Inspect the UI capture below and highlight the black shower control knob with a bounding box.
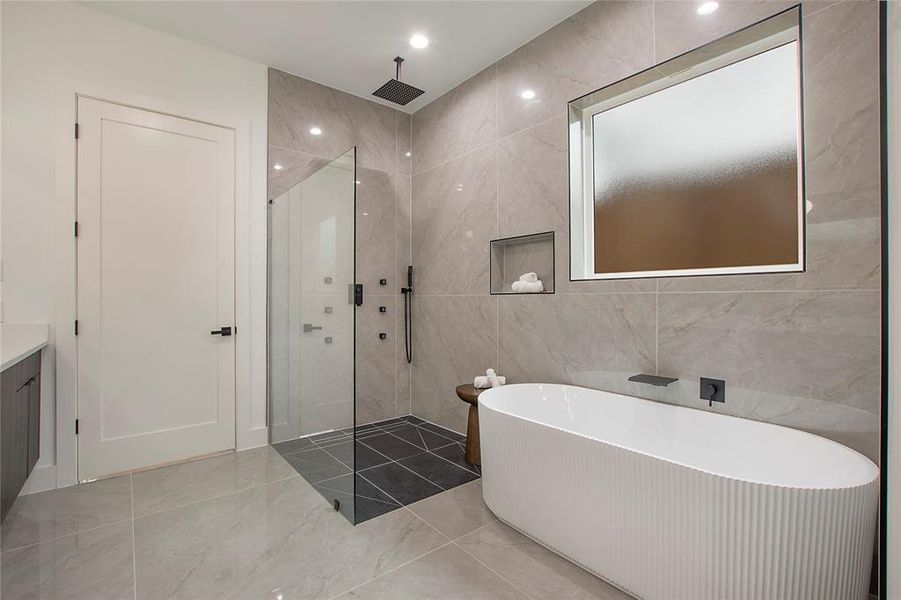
[379,279,387,286]
[379,306,387,313]
[379,333,387,340]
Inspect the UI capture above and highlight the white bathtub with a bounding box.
[479,383,879,600]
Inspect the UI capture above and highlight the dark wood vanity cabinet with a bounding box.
[1,351,42,521]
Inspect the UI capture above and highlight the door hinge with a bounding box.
[74,221,79,237]
[74,123,79,139]
[75,419,79,435]
[74,320,79,335]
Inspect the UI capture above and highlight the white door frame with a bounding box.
[54,82,264,488]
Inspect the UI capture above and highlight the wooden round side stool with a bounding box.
[455,384,483,466]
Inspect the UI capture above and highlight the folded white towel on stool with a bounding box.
[519,272,538,282]
[511,279,544,293]
[474,375,505,389]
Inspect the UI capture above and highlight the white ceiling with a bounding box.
[82,1,592,113]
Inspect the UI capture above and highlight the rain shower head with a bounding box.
[372,57,425,106]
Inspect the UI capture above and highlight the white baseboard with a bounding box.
[20,464,58,495]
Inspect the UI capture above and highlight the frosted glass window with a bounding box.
[569,7,804,280]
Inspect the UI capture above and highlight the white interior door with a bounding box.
[76,97,235,480]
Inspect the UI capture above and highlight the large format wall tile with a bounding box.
[659,0,880,293]
[412,145,497,296]
[498,293,656,393]
[657,290,880,417]
[496,1,653,138]
[397,113,412,176]
[412,66,496,175]
[653,0,797,63]
[412,296,498,433]
[356,298,397,425]
[496,116,655,295]
[269,68,398,173]
[802,0,880,223]
[356,167,398,293]
[267,145,330,201]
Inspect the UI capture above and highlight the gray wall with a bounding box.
[409,0,881,461]
[268,69,413,428]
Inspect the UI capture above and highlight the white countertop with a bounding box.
[1,324,49,371]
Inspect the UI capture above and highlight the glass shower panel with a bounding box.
[268,148,356,523]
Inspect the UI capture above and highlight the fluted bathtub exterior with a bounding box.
[479,384,879,600]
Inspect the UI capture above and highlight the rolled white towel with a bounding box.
[474,375,505,389]
[519,272,538,283]
[511,279,544,293]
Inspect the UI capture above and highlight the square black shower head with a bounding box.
[372,78,425,106]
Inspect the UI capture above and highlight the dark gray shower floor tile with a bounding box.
[322,440,393,470]
[359,462,443,505]
[387,423,458,452]
[283,447,351,483]
[418,422,466,443]
[314,473,401,523]
[398,452,479,489]
[272,437,315,455]
[359,433,426,461]
[431,442,480,475]
[308,430,351,445]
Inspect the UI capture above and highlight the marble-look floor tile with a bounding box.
[496,1,653,138]
[408,480,495,540]
[131,446,298,518]
[411,145,497,295]
[359,463,443,505]
[1,522,135,600]
[457,521,633,599]
[412,66,496,175]
[411,296,498,434]
[134,476,447,599]
[338,543,525,599]
[498,293,656,394]
[314,474,401,523]
[398,453,480,490]
[1,475,132,551]
[284,447,352,482]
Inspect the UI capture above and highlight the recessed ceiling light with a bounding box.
[697,1,719,15]
[405,151,411,157]
[309,126,322,136]
[410,34,429,49]
[273,163,283,171]
[521,90,536,100]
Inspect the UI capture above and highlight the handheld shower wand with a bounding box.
[401,266,413,364]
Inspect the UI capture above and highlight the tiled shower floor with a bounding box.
[272,415,481,523]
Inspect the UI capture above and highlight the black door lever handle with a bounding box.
[211,326,232,336]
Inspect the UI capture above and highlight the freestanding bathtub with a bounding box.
[479,383,879,600]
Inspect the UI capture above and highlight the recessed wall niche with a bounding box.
[490,231,555,295]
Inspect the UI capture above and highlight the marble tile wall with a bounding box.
[268,69,413,433]
[410,0,882,461]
